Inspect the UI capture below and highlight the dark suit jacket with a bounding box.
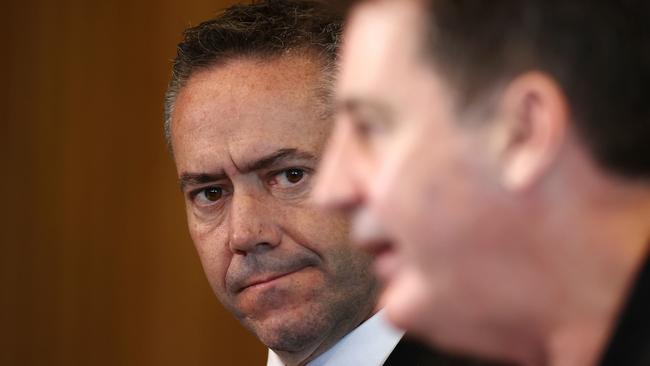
[598,253,650,366]
[384,251,650,366]
[384,337,509,366]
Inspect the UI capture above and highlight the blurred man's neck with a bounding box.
[537,156,650,366]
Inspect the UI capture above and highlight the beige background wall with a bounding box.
[1,0,267,364]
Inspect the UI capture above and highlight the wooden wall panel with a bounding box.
[1,0,266,365]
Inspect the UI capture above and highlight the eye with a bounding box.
[284,168,304,184]
[352,118,373,138]
[270,168,307,188]
[203,186,223,201]
[194,186,223,204]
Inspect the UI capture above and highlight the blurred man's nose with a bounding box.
[314,119,365,212]
[228,190,281,255]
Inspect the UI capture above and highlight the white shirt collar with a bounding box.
[266,310,404,366]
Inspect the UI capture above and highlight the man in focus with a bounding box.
[164,1,502,365]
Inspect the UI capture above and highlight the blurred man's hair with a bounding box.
[164,0,342,151]
[343,0,650,179]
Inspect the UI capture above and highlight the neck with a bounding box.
[533,165,650,366]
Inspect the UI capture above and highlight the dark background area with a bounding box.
[1,0,267,364]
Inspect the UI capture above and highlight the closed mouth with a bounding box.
[238,267,306,293]
[358,239,394,256]
[370,243,401,281]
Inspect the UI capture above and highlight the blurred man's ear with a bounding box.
[490,72,570,191]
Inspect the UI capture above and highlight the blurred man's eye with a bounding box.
[344,101,393,141]
[353,118,373,138]
[352,112,392,140]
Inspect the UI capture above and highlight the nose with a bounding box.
[314,118,366,212]
[228,190,281,255]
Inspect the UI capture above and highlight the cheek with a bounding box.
[187,216,231,297]
[370,129,433,241]
[369,126,479,271]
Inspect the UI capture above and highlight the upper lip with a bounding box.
[355,237,394,255]
[238,267,305,293]
[371,241,394,256]
[350,211,391,251]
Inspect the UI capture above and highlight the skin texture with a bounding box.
[171,54,379,366]
[315,1,650,365]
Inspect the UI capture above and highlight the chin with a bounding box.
[248,309,330,352]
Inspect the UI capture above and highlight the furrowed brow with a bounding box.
[178,149,317,191]
[241,148,318,173]
[341,97,390,117]
[179,172,227,191]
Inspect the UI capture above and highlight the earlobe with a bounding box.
[495,72,569,192]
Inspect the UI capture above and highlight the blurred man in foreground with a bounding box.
[164,1,503,365]
[316,1,650,365]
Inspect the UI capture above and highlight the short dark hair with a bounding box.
[420,1,650,179]
[335,0,649,179]
[164,0,343,150]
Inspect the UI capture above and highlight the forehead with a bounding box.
[339,0,427,96]
[171,55,331,173]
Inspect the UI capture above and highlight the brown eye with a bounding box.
[285,168,304,184]
[203,186,223,202]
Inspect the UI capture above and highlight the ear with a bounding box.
[490,72,570,191]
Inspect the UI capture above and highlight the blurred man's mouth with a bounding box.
[371,243,401,282]
[350,209,402,282]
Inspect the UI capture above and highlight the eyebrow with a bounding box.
[179,171,227,191]
[339,97,392,119]
[178,148,317,191]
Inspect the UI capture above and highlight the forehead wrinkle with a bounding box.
[175,54,331,184]
[227,143,241,173]
[188,59,322,132]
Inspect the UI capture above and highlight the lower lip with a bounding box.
[373,248,401,282]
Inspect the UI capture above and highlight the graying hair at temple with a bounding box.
[163,0,343,153]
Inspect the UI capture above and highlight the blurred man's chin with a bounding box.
[382,267,433,333]
[381,269,497,360]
